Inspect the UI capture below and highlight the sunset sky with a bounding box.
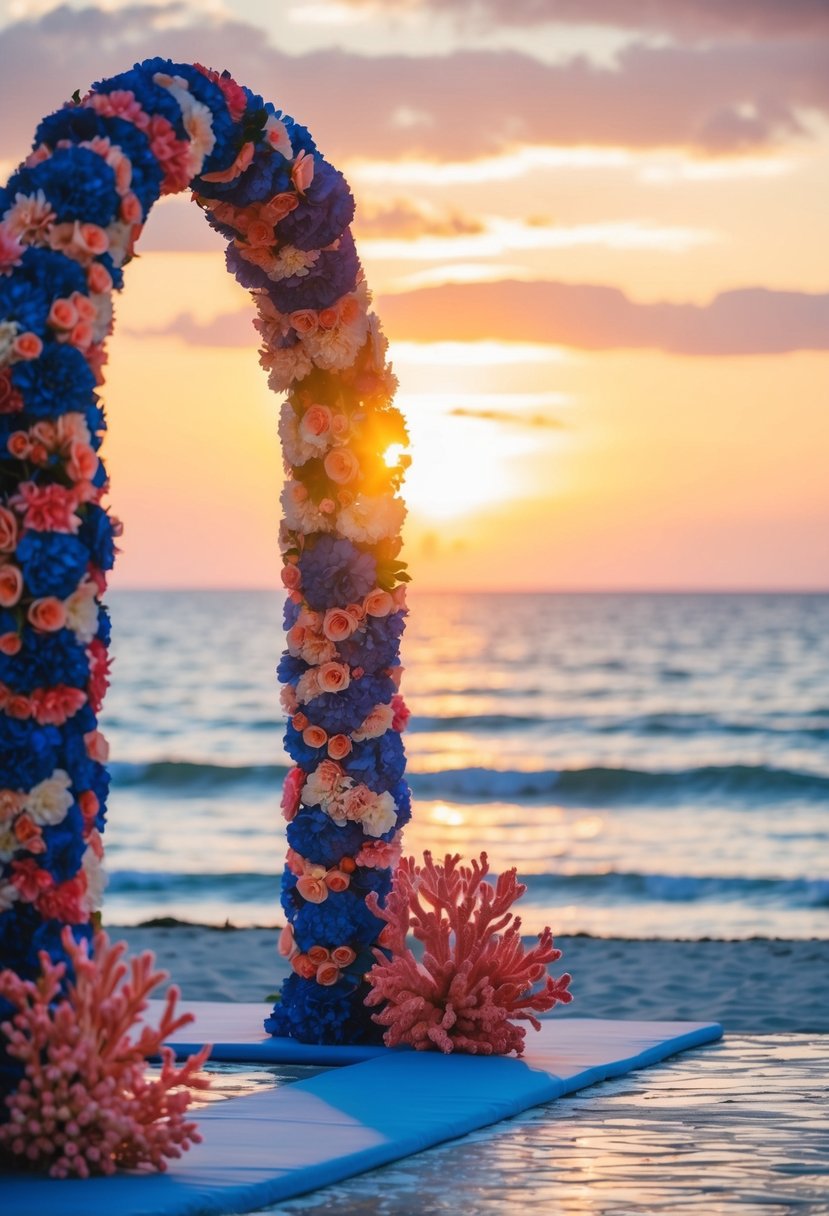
[1,0,827,590]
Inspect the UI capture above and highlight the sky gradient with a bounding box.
[1,0,827,589]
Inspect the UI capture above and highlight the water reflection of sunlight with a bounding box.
[429,803,466,827]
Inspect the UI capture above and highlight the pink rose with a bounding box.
[7,695,31,719]
[0,507,17,553]
[317,661,350,694]
[318,306,339,330]
[245,218,274,248]
[66,441,99,482]
[355,837,402,869]
[281,766,305,821]
[331,414,349,439]
[292,149,315,194]
[327,734,352,760]
[69,321,94,350]
[324,869,350,894]
[87,262,113,294]
[80,222,110,253]
[340,296,360,325]
[262,193,299,224]
[307,945,330,966]
[324,448,359,485]
[0,565,23,608]
[0,632,21,656]
[27,598,68,633]
[72,293,97,323]
[296,873,328,903]
[364,589,393,618]
[331,946,356,968]
[291,712,309,731]
[302,724,328,749]
[315,961,340,987]
[322,608,356,642]
[201,139,255,183]
[300,404,332,443]
[313,759,345,794]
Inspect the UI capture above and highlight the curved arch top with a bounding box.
[0,59,410,1050]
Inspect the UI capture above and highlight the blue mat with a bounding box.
[2,1015,722,1215]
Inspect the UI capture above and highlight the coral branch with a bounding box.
[366,851,572,1056]
[0,928,210,1177]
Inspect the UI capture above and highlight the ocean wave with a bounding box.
[104,867,829,909]
[109,758,829,804]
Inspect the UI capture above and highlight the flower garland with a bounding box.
[0,57,410,1064]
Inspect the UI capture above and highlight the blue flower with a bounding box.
[91,68,186,139]
[11,342,96,418]
[283,722,324,767]
[265,973,380,1045]
[344,731,407,793]
[276,652,307,685]
[299,534,376,612]
[307,674,396,737]
[78,504,115,571]
[293,890,384,953]
[33,112,162,215]
[287,806,366,868]
[230,230,361,313]
[0,717,60,789]
[40,804,85,885]
[336,611,406,674]
[276,159,355,252]
[0,627,89,694]
[16,532,88,599]
[22,146,120,227]
[0,247,87,336]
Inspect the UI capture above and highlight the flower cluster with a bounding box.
[0,928,210,1177]
[1,56,410,1059]
[365,852,573,1056]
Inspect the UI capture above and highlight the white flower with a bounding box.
[263,115,293,159]
[360,792,398,838]
[303,311,368,371]
[262,344,313,393]
[278,401,321,466]
[24,769,73,827]
[153,72,216,176]
[82,840,107,913]
[267,246,320,282]
[65,579,99,644]
[0,880,18,911]
[280,480,331,536]
[338,493,407,545]
[0,320,19,368]
[352,703,395,742]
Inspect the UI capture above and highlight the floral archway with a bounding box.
[0,58,412,1049]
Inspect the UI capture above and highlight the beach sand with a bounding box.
[115,924,829,1034]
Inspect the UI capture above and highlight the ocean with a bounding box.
[100,590,829,939]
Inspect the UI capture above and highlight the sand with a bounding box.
[113,924,829,1034]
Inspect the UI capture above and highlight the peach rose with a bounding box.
[313,759,345,794]
[324,869,350,893]
[69,321,93,349]
[0,790,25,823]
[316,961,340,986]
[87,262,113,293]
[337,488,355,508]
[285,847,305,877]
[72,293,97,323]
[278,923,296,958]
[286,623,306,651]
[322,608,356,642]
[7,434,30,459]
[291,712,309,731]
[299,404,332,444]
[66,441,98,482]
[324,448,359,485]
[331,946,356,967]
[13,332,43,360]
[0,565,23,608]
[364,589,393,618]
[316,661,350,694]
[48,298,78,331]
[296,872,328,903]
[339,856,356,874]
[84,729,109,763]
[7,695,31,719]
[318,306,338,330]
[0,507,17,553]
[302,725,328,749]
[319,497,336,514]
[281,563,302,591]
[291,953,317,980]
[81,221,111,252]
[291,310,318,336]
[340,296,360,325]
[331,413,349,439]
[0,633,21,656]
[327,734,352,761]
[245,218,273,248]
[292,149,315,194]
[307,945,330,966]
[27,597,67,632]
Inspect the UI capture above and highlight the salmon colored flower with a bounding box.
[324,448,359,485]
[315,961,340,986]
[27,597,68,632]
[302,724,328,749]
[0,565,23,608]
[331,946,356,968]
[325,869,350,894]
[316,661,351,694]
[327,734,352,760]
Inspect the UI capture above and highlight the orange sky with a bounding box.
[1,0,827,589]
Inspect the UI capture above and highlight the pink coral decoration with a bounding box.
[0,928,210,1178]
[365,851,572,1056]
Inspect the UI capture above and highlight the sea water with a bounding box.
[100,591,829,939]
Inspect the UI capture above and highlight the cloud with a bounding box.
[130,281,829,355]
[354,200,484,238]
[0,4,827,166]
[377,281,829,355]
[447,406,565,428]
[334,0,829,39]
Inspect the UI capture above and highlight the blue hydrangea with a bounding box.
[287,806,366,868]
[16,532,88,599]
[344,731,407,793]
[336,611,406,674]
[293,890,384,953]
[0,717,61,789]
[33,112,162,215]
[0,627,89,694]
[283,722,324,767]
[91,67,187,139]
[11,342,96,418]
[78,504,115,571]
[276,158,355,252]
[299,534,376,612]
[276,651,307,685]
[265,973,380,1045]
[40,804,86,885]
[0,247,87,336]
[308,674,396,737]
[19,146,120,227]
[228,230,360,313]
